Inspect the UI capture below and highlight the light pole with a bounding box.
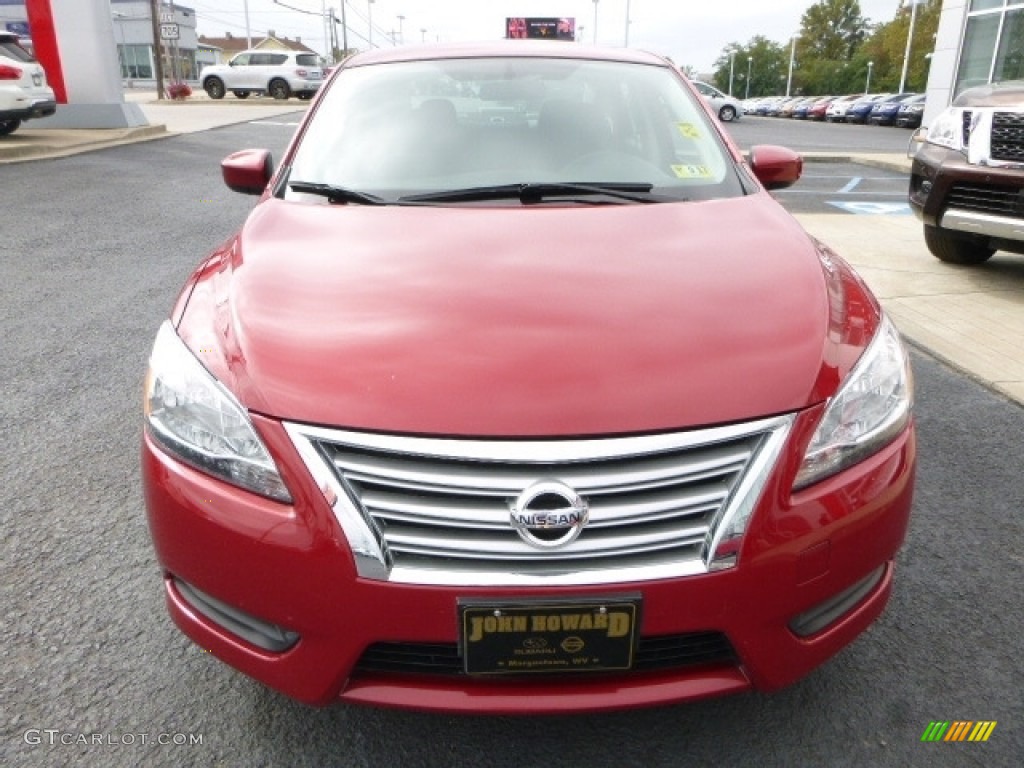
[745,56,752,99]
[898,0,921,93]
[592,0,599,44]
[420,28,426,43]
[865,60,874,94]
[729,52,735,96]
[624,0,631,47]
[785,35,797,97]
[368,0,375,48]
[243,0,251,49]
[397,14,405,45]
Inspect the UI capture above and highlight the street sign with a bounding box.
[159,11,174,23]
[160,23,180,41]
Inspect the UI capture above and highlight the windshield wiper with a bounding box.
[398,182,669,205]
[289,181,387,206]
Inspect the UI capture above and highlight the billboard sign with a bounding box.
[506,17,575,41]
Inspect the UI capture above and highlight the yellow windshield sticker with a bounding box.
[671,164,713,179]
[676,123,701,139]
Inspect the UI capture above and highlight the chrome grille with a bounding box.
[991,111,1024,163]
[285,418,792,586]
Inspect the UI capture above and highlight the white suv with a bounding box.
[0,33,56,136]
[200,50,323,101]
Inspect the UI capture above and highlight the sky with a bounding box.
[188,0,907,74]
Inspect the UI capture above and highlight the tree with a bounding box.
[708,0,940,97]
[792,0,870,93]
[798,0,868,60]
[859,0,941,92]
[711,37,786,98]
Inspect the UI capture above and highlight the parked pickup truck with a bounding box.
[909,80,1024,264]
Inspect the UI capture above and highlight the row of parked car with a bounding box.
[742,93,927,128]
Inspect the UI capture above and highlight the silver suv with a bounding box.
[692,80,742,123]
[200,50,323,101]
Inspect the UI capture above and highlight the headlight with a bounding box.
[794,315,913,490]
[144,321,292,502]
[925,106,967,152]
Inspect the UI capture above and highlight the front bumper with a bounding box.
[910,143,1024,248]
[142,412,916,713]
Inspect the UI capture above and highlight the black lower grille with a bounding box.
[354,631,737,677]
[946,183,1024,218]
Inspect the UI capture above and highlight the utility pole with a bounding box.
[169,1,178,82]
[341,2,348,59]
[148,0,166,98]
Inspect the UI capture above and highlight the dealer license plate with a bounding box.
[459,597,639,675]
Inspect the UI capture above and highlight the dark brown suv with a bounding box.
[909,80,1024,264]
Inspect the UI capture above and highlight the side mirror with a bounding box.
[221,149,274,195]
[748,144,803,190]
[907,127,928,159]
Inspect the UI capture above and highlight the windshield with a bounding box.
[286,56,744,204]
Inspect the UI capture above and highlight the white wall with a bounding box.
[923,0,968,126]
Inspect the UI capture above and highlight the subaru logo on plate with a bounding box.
[509,480,589,550]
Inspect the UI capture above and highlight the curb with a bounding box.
[0,124,170,164]
[802,153,911,174]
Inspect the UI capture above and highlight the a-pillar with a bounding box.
[26,0,148,128]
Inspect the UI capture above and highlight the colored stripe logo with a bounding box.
[921,721,997,742]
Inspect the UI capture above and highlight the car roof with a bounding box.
[342,41,672,69]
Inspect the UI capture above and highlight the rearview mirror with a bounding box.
[748,144,803,190]
[221,149,274,195]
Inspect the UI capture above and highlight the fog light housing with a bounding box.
[174,578,300,652]
[788,566,885,637]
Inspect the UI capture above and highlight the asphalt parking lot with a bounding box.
[1,102,1022,767]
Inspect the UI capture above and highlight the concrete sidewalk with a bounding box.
[0,88,307,163]
[796,214,1024,405]
[2,93,1021,406]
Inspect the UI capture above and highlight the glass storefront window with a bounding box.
[118,44,153,79]
[969,0,1004,11]
[992,8,1024,81]
[955,14,1001,93]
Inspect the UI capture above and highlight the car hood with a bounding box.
[177,195,876,437]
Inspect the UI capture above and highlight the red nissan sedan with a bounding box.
[142,42,916,713]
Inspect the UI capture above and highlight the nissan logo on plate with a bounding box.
[509,480,589,550]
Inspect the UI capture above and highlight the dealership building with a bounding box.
[924,0,1024,122]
